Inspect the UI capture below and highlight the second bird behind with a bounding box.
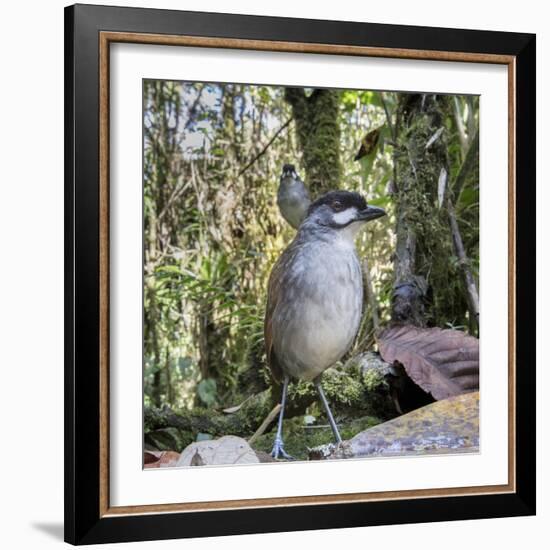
[277,164,311,230]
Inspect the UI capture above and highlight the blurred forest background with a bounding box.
[143,80,480,461]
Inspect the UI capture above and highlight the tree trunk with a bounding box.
[391,94,466,327]
[284,88,342,194]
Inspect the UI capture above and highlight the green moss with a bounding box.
[145,359,397,455]
[145,427,194,452]
[251,415,382,460]
[317,369,364,407]
[394,95,469,327]
[144,389,275,451]
[284,363,392,420]
[362,368,388,392]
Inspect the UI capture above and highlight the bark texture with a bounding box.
[391,94,467,327]
[284,88,342,194]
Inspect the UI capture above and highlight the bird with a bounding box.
[277,164,311,229]
[265,190,386,459]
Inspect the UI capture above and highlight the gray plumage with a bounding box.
[265,190,386,458]
[277,164,311,229]
[267,222,363,382]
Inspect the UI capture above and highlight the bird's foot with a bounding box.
[271,436,293,460]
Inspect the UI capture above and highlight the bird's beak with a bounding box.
[357,205,386,222]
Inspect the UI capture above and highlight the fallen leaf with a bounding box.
[222,395,253,414]
[143,450,180,469]
[354,127,381,161]
[377,325,478,400]
[157,451,180,467]
[176,436,261,467]
[144,451,162,465]
[319,391,479,459]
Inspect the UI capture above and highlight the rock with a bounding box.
[347,351,396,379]
[321,391,479,459]
[176,435,269,467]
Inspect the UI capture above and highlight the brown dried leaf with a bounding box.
[144,450,162,465]
[143,450,180,469]
[354,127,381,160]
[157,451,180,467]
[377,325,479,400]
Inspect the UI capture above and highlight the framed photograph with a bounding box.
[64,3,536,545]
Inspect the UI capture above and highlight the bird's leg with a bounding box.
[271,376,293,460]
[314,375,343,445]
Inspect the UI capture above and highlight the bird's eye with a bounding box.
[332,201,344,211]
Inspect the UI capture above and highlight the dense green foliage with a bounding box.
[143,81,479,434]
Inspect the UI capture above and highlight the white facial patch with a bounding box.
[332,206,357,226]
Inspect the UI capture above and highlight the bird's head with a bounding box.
[304,190,386,238]
[281,164,298,180]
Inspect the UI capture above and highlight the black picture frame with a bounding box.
[65,3,536,545]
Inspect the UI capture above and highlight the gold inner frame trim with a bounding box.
[98,31,517,518]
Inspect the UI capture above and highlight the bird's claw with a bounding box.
[271,436,294,460]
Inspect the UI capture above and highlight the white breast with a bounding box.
[277,182,310,229]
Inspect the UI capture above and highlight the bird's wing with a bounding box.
[264,247,296,383]
[264,258,283,383]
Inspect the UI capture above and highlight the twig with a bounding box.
[381,92,396,142]
[363,258,380,331]
[447,197,479,328]
[466,96,477,139]
[390,387,404,415]
[248,404,281,446]
[453,96,468,155]
[437,167,448,209]
[448,126,480,331]
[184,85,205,131]
[453,129,479,201]
[407,150,418,185]
[237,117,293,177]
[425,127,445,150]
[356,326,377,353]
[157,178,191,223]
